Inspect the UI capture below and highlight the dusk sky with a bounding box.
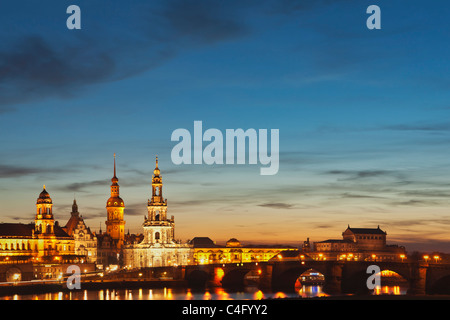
[1,0,450,252]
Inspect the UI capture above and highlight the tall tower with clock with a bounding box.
[105,154,125,249]
[123,156,192,269]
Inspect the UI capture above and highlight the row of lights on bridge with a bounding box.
[281,253,442,263]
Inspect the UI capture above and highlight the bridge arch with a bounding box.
[186,269,210,289]
[295,269,325,286]
[6,267,22,282]
[343,265,410,294]
[272,265,323,292]
[221,267,254,289]
[428,274,450,294]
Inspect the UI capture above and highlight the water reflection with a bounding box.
[254,290,264,300]
[0,285,408,300]
[298,285,328,298]
[372,285,407,295]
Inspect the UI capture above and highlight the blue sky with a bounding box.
[0,0,450,252]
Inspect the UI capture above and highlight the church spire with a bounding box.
[113,153,117,178]
[153,155,160,177]
[111,153,119,191]
[112,153,118,184]
[107,153,123,204]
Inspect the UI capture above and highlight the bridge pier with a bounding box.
[408,263,427,295]
[258,264,272,290]
[323,262,343,295]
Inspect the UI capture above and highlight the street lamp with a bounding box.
[423,255,429,263]
[434,255,440,263]
[400,254,405,262]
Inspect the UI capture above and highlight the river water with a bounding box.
[0,285,408,300]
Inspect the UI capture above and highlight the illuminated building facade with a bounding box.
[64,199,98,264]
[190,237,297,264]
[0,186,75,262]
[123,158,192,268]
[312,225,406,261]
[73,219,98,264]
[0,186,96,280]
[96,154,127,267]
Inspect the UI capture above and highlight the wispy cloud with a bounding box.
[399,190,450,198]
[124,203,147,217]
[325,169,402,181]
[340,193,386,199]
[258,202,296,209]
[0,164,75,178]
[383,122,450,132]
[389,199,440,207]
[59,180,108,193]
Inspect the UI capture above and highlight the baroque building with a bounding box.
[0,186,76,261]
[189,237,297,264]
[63,199,98,264]
[312,225,406,261]
[0,186,96,281]
[123,157,192,268]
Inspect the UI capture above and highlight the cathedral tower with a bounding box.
[123,156,192,269]
[35,185,55,234]
[105,154,125,248]
[144,156,175,244]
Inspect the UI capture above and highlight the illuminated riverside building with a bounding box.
[189,237,297,264]
[123,158,192,268]
[311,225,406,261]
[0,186,75,261]
[0,186,95,281]
[63,199,98,264]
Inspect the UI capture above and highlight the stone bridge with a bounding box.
[181,260,450,295]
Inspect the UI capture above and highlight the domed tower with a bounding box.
[35,185,55,234]
[105,154,125,248]
[144,156,174,244]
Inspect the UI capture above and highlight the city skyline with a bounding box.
[3,153,449,254]
[1,0,450,253]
